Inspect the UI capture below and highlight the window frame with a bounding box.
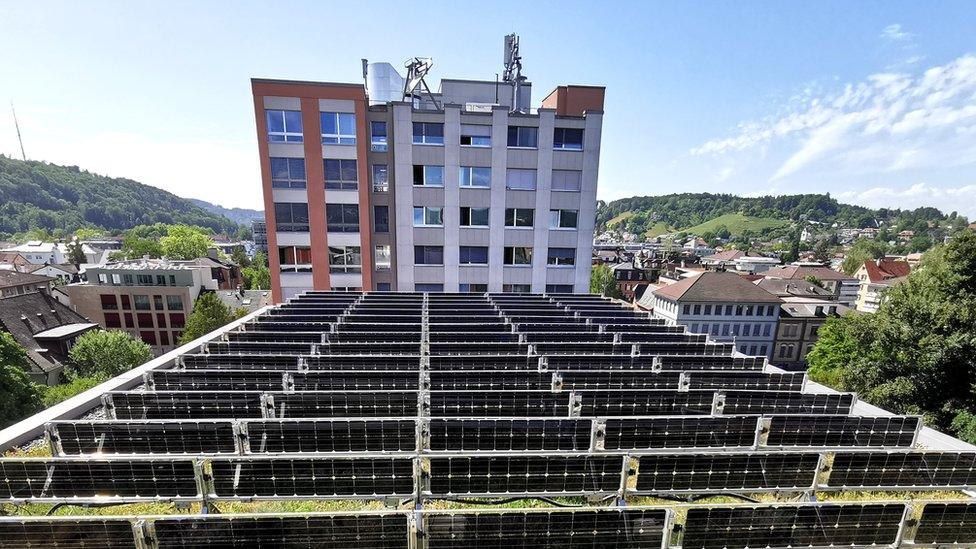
[459,166,491,188]
[278,246,313,273]
[459,246,489,265]
[324,159,359,190]
[328,245,362,273]
[414,245,444,265]
[412,122,445,145]
[548,209,579,230]
[553,127,584,150]
[505,208,535,228]
[459,206,490,228]
[413,206,444,227]
[372,164,389,192]
[266,110,303,143]
[413,165,445,187]
[370,121,388,151]
[274,202,310,232]
[460,125,491,147]
[325,203,360,233]
[270,157,307,189]
[503,246,533,266]
[321,111,356,145]
[374,245,392,270]
[546,247,576,267]
[507,126,538,148]
[505,168,537,190]
[373,205,390,233]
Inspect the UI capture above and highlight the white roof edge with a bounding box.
[0,305,275,451]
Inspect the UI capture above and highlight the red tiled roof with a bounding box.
[861,259,911,283]
[652,271,782,303]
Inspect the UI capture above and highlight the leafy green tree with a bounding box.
[807,231,976,443]
[43,377,103,407]
[118,232,163,259]
[160,225,215,260]
[589,264,623,299]
[230,246,251,268]
[73,228,102,241]
[0,332,44,428]
[178,292,246,344]
[841,238,888,275]
[66,237,87,265]
[68,330,153,379]
[813,239,830,263]
[804,275,824,288]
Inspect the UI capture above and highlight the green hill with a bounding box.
[0,156,242,238]
[596,192,967,241]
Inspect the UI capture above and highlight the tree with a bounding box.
[0,332,44,428]
[807,231,976,443]
[178,292,245,344]
[160,225,215,260]
[841,238,888,275]
[804,275,824,288]
[231,246,251,268]
[589,264,623,299]
[118,232,163,259]
[73,228,102,241]
[242,251,270,290]
[68,330,153,379]
[813,239,830,263]
[66,236,87,265]
[43,377,102,407]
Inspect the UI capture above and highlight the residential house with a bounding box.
[640,271,782,359]
[772,302,847,371]
[26,263,79,284]
[0,252,31,272]
[700,249,744,269]
[732,256,781,274]
[610,262,649,301]
[854,258,911,313]
[682,237,715,257]
[0,241,100,265]
[0,270,53,298]
[0,287,97,384]
[762,265,859,307]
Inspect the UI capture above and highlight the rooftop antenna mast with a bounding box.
[503,34,527,112]
[10,102,26,161]
[403,57,440,109]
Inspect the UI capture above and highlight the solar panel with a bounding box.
[424,509,667,549]
[765,415,920,448]
[210,457,414,498]
[429,392,567,417]
[579,390,716,416]
[0,459,198,502]
[106,392,263,420]
[681,503,906,548]
[721,391,855,415]
[266,391,419,418]
[48,420,236,455]
[914,502,976,544]
[603,416,760,450]
[826,451,976,489]
[428,419,592,452]
[426,455,625,495]
[152,514,409,549]
[0,518,136,548]
[243,419,416,453]
[634,453,819,493]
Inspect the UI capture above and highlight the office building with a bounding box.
[252,39,604,301]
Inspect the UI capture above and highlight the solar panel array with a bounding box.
[2,291,974,547]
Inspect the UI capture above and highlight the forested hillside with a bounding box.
[597,193,967,239]
[0,156,242,238]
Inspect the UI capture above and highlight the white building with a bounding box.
[732,256,781,274]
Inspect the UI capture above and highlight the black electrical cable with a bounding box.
[427,496,612,508]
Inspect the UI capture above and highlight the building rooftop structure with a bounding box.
[756,277,836,300]
[0,290,973,545]
[764,264,854,281]
[654,270,782,303]
[860,258,912,284]
[0,269,53,290]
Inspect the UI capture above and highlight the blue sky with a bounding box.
[2,1,975,216]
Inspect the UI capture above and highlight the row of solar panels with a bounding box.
[9,503,972,548]
[101,390,856,419]
[45,415,921,456]
[2,451,974,503]
[142,369,806,392]
[202,341,733,357]
[177,353,768,371]
[227,330,703,344]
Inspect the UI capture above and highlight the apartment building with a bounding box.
[854,258,911,313]
[252,53,604,302]
[62,259,226,355]
[763,265,859,307]
[642,271,782,359]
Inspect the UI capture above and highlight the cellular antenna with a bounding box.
[502,34,527,112]
[10,102,26,161]
[403,57,440,109]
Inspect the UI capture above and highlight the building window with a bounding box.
[321,112,356,144]
[159,331,170,347]
[166,295,184,310]
[412,122,444,145]
[546,284,574,294]
[270,157,306,189]
[170,313,185,328]
[137,312,153,327]
[373,206,389,233]
[759,345,767,356]
[459,206,488,227]
[416,283,444,292]
[460,283,488,292]
[120,295,131,309]
[156,313,167,328]
[682,304,690,315]
[136,274,153,285]
[763,324,772,337]
[413,165,444,187]
[134,295,151,311]
[104,313,121,328]
[413,207,443,227]
[153,295,164,310]
[553,128,584,150]
[503,284,531,293]
[743,324,751,336]
[504,246,532,266]
[326,203,360,233]
[704,305,712,315]
[375,245,391,270]
[460,125,491,146]
[100,294,118,310]
[711,324,720,336]
[111,274,121,285]
[376,283,391,291]
[140,331,157,346]
[459,246,489,265]
[722,324,730,336]
[551,170,582,192]
[266,110,303,142]
[693,305,701,315]
[505,208,534,228]
[547,247,576,266]
[749,345,757,356]
[505,168,537,190]
[372,164,389,192]
[549,209,578,229]
[274,202,310,232]
[328,246,361,273]
[460,166,491,188]
[169,275,176,285]
[414,246,444,265]
[155,275,166,286]
[278,246,313,272]
[507,126,538,148]
[725,305,734,315]
[97,273,107,284]
[370,121,387,151]
[324,159,358,190]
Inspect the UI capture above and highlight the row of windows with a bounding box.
[689,321,773,338]
[272,158,359,190]
[413,207,578,229]
[680,303,779,317]
[100,294,183,311]
[268,111,586,151]
[104,311,186,332]
[414,245,576,266]
[96,273,179,287]
[410,283,574,293]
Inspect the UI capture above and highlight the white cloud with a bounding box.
[837,182,976,217]
[691,54,976,184]
[880,23,912,42]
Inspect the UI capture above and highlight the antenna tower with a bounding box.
[503,34,527,112]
